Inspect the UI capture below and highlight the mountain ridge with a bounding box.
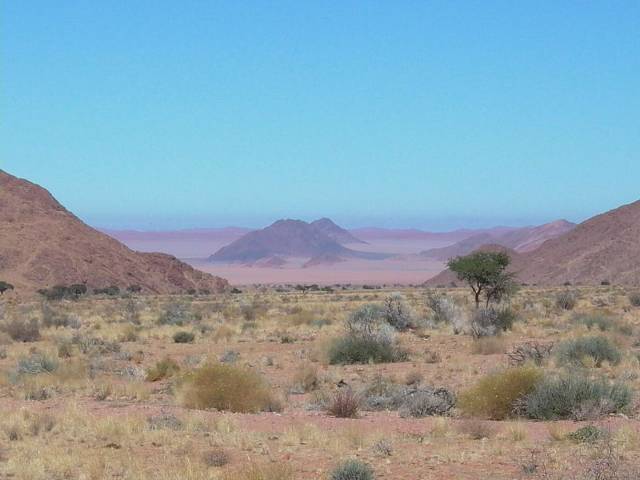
[0,170,229,295]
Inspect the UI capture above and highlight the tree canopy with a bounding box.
[447,251,516,307]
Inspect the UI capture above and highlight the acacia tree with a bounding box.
[447,251,516,308]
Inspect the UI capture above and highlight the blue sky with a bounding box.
[2,1,639,230]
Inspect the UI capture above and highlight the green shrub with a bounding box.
[15,353,58,376]
[495,307,518,331]
[526,374,632,420]
[555,291,577,310]
[330,460,375,480]
[555,336,621,367]
[328,335,407,365]
[567,425,606,444]
[458,366,543,420]
[173,331,195,343]
[571,313,616,331]
[178,362,276,413]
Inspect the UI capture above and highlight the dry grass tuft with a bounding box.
[178,362,276,413]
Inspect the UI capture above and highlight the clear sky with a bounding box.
[2,1,639,230]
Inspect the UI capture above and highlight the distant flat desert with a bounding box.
[105,228,449,285]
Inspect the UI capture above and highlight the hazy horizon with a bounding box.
[94,213,576,233]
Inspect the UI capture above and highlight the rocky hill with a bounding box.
[0,170,228,294]
[427,200,640,286]
[421,220,575,261]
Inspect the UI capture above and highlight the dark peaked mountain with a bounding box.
[209,218,383,263]
[310,218,366,244]
[0,170,229,294]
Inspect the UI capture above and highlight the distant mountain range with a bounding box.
[420,220,575,260]
[7,167,640,289]
[205,216,578,268]
[208,218,386,265]
[0,170,229,295]
[427,199,640,286]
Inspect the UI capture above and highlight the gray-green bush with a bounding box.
[382,293,413,330]
[330,460,375,480]
[328,335,407,365]
[555,291,577,310]
[526,374,632,420]
[571,313,617,331]
[555,336,621,367]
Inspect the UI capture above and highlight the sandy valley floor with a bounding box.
[0,285,639,479]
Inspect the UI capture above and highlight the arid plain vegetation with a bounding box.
[0,283,639,479]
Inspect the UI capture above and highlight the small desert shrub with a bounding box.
[371,438,393,456]
[330,460,375,480]
[328,335,407,365]
[220,350,240,363]
[555,336,621,367]
[57,340,73,358]
[526,374,632,420]
[291,363,319,393]
[147,413,184,431]
[202,447,230,467]
[239,299,266,322]
[119,325,139,342]
[3,318,40,342]
[398,387,456,417]
[471,336,506,355]
[426,293,453,323]
[40,303,76,329]
[382,292,413,330]
[555,291,577,310]
[15,353,58,376]
[72,335,120,355]
[458,366,543,420]
[507,342,553,366]
[469,308,502,338]
[157,302,195,326]
[327,389,360,418]
[178,362,275,413]
[572,313,617,332]
[567,425,606,444]
[173,331,195,343]
[426,293,465,332]
[629,292,640,307]
[345,304,384,336]
[146,357,180,382]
